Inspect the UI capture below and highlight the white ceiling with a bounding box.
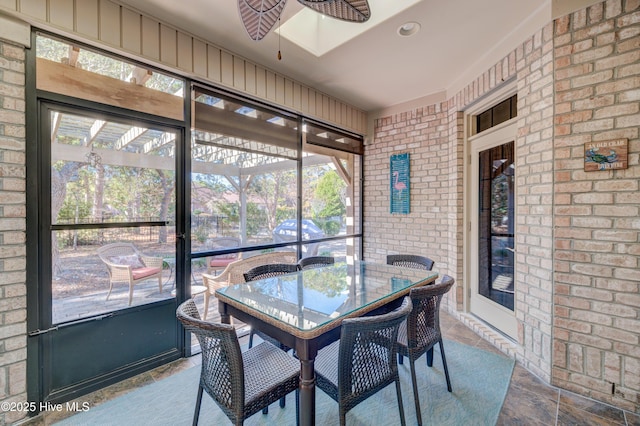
[116,0,551,112]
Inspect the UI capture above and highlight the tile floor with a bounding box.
[24,312,640,426]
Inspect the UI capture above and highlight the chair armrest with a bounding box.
[101,262,133,281]
[101,260,132,272]
[202,273,229,295]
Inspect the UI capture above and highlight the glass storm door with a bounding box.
[32,103,182,404]
[469,124,516,338]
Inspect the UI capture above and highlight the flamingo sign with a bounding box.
[390,152,410,214]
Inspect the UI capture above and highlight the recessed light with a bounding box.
[397,21,420,37]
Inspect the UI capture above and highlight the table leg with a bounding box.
[297,342,316,426]
[218,301,230,325]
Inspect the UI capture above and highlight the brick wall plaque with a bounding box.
[390,152,410,214]
[584,139,628,172]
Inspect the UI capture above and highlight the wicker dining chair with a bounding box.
[176,299,299,426]
[387,253,435,368]
[243,262,300,414]
[244,262,300,350]
[386,254,435,271]
[314,297,412,426]
[297,255,335,270]
[397,275,455,426]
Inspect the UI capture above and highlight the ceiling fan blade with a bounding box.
[238,0,288,41]
[297,0,371,23]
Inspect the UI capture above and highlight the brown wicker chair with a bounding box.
[386,254,435,271]
[242,263,300,282]
[176,299,299,426]
[397,275,455,426]
[297,256,335,270]
[243,263,300,349]
[97,242,164,305]
[243,262,299,414]
[314,297,412,426]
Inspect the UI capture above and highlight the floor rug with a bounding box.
[56,339,514,425]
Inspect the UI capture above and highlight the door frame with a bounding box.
[463,83,518,339]
[27,95,188,405]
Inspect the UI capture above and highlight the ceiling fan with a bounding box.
[238,0,371,41]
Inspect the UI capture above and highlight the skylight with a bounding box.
[278,0,421,57]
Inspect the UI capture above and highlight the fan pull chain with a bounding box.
[277,15,282,60]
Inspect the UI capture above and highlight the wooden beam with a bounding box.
[194,101,297,151]
[302,138,350,160]
[37,58,183,121]
[331,156,352,187]
[115,126,148,150]
[51,143,237,175]
[128,67,152,85]
[64,46,80,67]
[51,111,61,143]
[51,144,173,170]
[241,158,297,175]
[87,119,107,146]
[143,132,176,154]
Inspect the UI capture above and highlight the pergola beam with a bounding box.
[87,119,107,147]
[194,101,298,151]
[51,144,237,176]
[128,67,152,85]
[115,126,148,150]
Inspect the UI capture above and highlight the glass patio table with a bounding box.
[216,260,438,426]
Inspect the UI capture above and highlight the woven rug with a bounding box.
[56,340,514,425]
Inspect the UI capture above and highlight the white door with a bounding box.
[468,121,517,339]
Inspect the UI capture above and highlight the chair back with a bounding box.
[97,242,140,263]
[176,299,245,420]
[298,256,335,270]
[407,275,455,350]
[243,263,300,282]
[338,297,412,407]
[386,254,434,271]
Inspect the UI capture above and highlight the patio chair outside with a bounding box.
[206,237,241,275]
[386,254,435,271]
[176,299,299,426]
[200,251,297,319]
[314,297,412,426]
[97,242,163,305]
[297,256,335,270]
[397,275,455,426]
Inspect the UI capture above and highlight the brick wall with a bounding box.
[552,0,639,411]
[513,23,556,383]
[366,0,639,413]
[366,30,552,368]
[364,104,450,269]
[0,39,28,425]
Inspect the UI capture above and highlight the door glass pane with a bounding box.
[478,141,514,311]
[51,110,176,323]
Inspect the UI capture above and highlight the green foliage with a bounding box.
[316,219,341,236]
[302,266,347,297]
[58,191,91,223]
[315,172,346,218]
[246,203,268,237]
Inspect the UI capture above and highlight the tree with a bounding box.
[315,171,346,219]
[249,170,296,231]
[51,161,83,276]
